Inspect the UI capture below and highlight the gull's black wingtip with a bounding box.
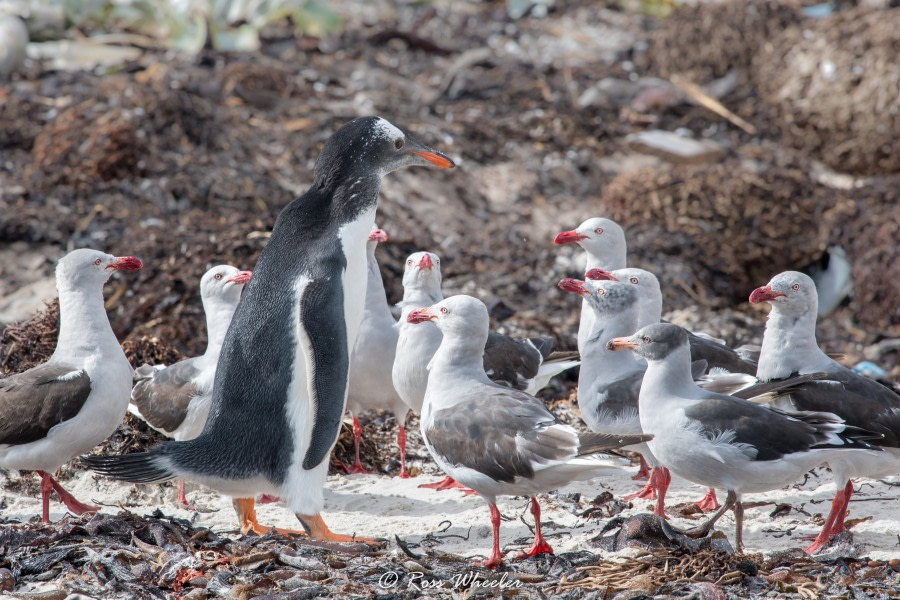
[81,450,174,484]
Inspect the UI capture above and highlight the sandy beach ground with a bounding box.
[3,457,897,563]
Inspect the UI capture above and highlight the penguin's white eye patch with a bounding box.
[791,283,800,291]
[594,227,603,235]
[440,307,449,315]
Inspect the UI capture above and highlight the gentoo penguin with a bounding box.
[750,271,900,553]
[553,217,627,354]
[128,264,251,507]
[0,249,142,522]
[86,116,454,541]
[607,323,881,551]
[408,295,650,568]
[343,225,409,476]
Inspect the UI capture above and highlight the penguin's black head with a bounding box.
[314,116,454,188]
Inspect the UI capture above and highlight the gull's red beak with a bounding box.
[606,337,639,351]
[553,229,588,245]
[585,268,617,281]
[107,256,143,271]
[749,285,785,304]
[227,270,252,285]
[369,228,389,243]
[417,254,433,270]
[407,307,437,324]
[557,278,589,296]
[410,150,455,169]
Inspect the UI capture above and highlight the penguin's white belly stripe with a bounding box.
[279,207,376,515]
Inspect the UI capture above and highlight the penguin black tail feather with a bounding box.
[82,448,175,484]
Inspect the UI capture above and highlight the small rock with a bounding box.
[0,568,14,591]
[625,130,725,164]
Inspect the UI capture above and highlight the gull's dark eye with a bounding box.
[94,258,103,266]
[594,227,603,235]
[407,259,413,266]
[597,288,606,296]
[440,307,449,314]
[215,273,223,281]
[791,283,800,291]
[642,336,651,343]
[395,138,405,150]
[630,277,639,284]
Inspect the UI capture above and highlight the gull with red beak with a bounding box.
[750,271,900,554]
[393,251,580,490]
[344,225,409,477]
[410,295,649,568]
[0,249,142,523]
[607,322,881,552]
[553,217,627,355]
[586,267,756,377]
[129,264,252,510]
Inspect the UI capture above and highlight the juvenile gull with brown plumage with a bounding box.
[129,264,251,507]
[409,295,649,568]
[608,322,882,551]
[0,248,142,523]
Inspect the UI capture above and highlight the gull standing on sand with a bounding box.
[0,249,142,522]
[409,295,650,568]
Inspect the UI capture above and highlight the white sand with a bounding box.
[3,461,897,562]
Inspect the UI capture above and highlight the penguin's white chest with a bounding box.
[337,207,377,348]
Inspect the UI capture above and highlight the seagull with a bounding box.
[393,250,579,489]
[553,217,627,355]
[343,225,409,476]
[85,116,455,541]
[409,294,650,568]
[128,264,251,507]
[0,249,142,522]
[558,277,711,516]
[750,271,900,553]
[585,267,756,376]
[607,322,882,551]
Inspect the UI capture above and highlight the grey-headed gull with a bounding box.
[750,270,900,553]
[0,249,142,522]
[608,322,882,551]
[408,294,650,567]
[129,264,251,506]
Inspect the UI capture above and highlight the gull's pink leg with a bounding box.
[515,497,554,559]
[397,425,410,479]
[37,470,99,519]
[694,488,719,512]
[477,503,504,569]
[632,454,652,481]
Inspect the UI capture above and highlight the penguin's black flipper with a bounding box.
[301,276,352,470]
